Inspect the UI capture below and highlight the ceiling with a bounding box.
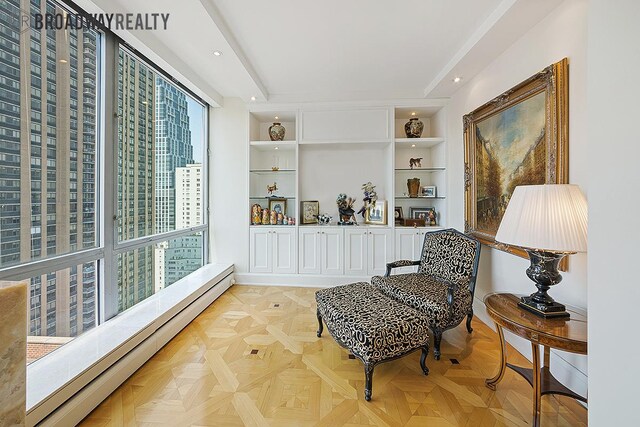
[79,0,564,106]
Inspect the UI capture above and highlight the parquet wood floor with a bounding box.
[80,285,587,426]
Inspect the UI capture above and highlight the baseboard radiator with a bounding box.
[36,273,233,426]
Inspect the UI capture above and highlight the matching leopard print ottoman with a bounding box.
[315,282,430,401]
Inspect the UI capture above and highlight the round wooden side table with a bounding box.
[484,293,587,427]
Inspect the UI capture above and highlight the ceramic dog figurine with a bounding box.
[409,158,422,169]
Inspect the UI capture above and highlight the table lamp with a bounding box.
[495,184,588,318]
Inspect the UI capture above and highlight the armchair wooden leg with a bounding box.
[466,309,474,333]
[364,363,375,401]
[433,331,442,360]
[420,346,430,375]
[316,309,323,338]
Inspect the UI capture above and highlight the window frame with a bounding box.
[0,0,210,331]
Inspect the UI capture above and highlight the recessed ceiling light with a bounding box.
[274,116,279,120]
[275,147,279,150]
[411,144,416,148]
[59,59,68,63]
[250,96,256,101]
[213,50,222,56]
[411,112,416,116]
[453,76,462,83]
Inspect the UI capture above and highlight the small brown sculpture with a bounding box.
[409,158,423,169]
[262,208,270,225]
[267,182,278,195]
[336,193,357,225]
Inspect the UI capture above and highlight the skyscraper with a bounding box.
[154,78,192,234]
[162,164,203,288]
[116,48,156,312]
[0,0,98,338]
[153,79,195,291]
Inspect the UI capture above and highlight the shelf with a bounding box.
[249,196,296,200]
[395,167,445,172]
[395,225,445,230]
[250,140,297,151]
[250,169,296,175]
[395,137,444,148]
[395,196,446,200]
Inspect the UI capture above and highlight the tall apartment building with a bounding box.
[154,78,193,234]
[0,0,98,337]
[155,163,203,291]
[166,164,203,285]
[153,80,195,291]
[116,49,156,312]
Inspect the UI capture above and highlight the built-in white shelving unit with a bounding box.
[246,103,449,283]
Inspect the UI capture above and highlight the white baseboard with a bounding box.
[35,273,234,426]
[234,273,371,287]
[472,297,588,403]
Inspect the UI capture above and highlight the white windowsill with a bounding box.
[26,263,234,415]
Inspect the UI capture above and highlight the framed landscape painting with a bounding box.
[464,58,569,259]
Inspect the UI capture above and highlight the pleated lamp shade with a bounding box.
[495,184,588,253]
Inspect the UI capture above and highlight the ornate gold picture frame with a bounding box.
[464,58,569,260]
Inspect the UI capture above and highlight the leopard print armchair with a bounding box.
[371,228,481,360]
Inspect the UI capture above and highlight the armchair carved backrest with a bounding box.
[417,229,481,296]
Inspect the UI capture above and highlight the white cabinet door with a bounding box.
[321,228,344,275]
[367,229,393,276]
[344,229,368,276]
[272,228,296,274]
[250,228,272,273]
[299,228,321,274]
[394,229,422,274]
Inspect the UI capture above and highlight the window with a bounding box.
[115,47,207,311]
[0,0,209,364]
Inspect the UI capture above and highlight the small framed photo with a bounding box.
[300,200,319,224]
[269,198,287,216]
[365,200,387,225]
[422,186,437,198]
[394,206,403,225]
[410,207,437,226]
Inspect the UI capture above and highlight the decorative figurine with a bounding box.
[271,166,279,171]
[336,193,357,225]
[267,182,278,196]
[316,214,332,225]
[262,208,270,225]
[428,210,437,226]
[251,204,263,225]
[270,210,277,225]
[357,182,378,218]
[290,217,295,225]
[277,213,284,225]
[409,157,423,169]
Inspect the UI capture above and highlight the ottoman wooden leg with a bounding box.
[420,346,430,375]
[364,363,375,401]
[316,309,323,338]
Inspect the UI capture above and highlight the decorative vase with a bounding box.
[404,117,424,138]
[407,178,421,198]
[269,122,285,141]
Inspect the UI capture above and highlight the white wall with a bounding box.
[209,99,249,272]
[587,0,640,424]
[447,0,588,396]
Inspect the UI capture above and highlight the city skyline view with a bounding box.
[0,0,207,363]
